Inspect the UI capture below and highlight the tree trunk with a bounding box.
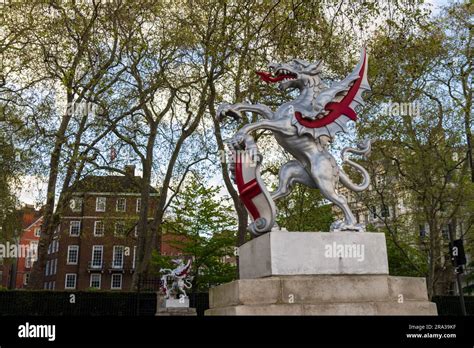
[131,129,156,289]
[28,96,73,289]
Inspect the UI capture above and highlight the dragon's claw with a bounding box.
[217,103,242,121]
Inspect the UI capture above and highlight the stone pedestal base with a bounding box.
[205,275,437,315]
[206,231,437,316]
[156,295,196,316]
[156,307,197,316]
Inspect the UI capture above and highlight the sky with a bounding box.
[16,0,452,207]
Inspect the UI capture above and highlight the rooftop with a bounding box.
[69,165,158,194]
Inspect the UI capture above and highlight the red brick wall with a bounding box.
[46,193,183,291]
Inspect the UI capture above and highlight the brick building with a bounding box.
[43,165,182,291]
[0,205,42,289]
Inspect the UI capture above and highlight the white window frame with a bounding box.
[52,258,57,275]
[71,197,83,212]
[114,221,125,237]
[67,245,79,265]
[65,273,77,290]
[111,274,122,290]
[116,198,127,212]
[69,221,81,236]
[25,250,32,268]
[34,228,41,237]
[134,225,138,237]
[91,245,103,268]
[23,273,29,286]
[133,246,137,269]
[136,198,141,212]
[96,197,106,212]
[90,274,101,289]
[112,246,124,269]
[94,221,105,236]
[45,260,50,276]
[29,241,38,265]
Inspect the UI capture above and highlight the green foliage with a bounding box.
[276,185,333,232]
[385,232,428,277]
[154,176,237,292]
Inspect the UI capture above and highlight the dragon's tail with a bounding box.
[338,139,372,192]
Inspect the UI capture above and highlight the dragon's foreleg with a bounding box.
[228,118,295,149]
[218,102,274,121]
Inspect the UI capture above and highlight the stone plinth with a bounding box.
[156,295,196,316]
[165,298,190,308]
[239,231,389,279]
[156,307,197,316]
[205,275,437,315]
[205,231,437,316]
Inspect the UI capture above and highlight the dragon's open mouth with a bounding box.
[256,69,297,83]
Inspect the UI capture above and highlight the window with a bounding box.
[371,206,377,220]
[91,246,103,268]
[381,205,390,218]
[94,221,105,236]
[442,225,450,240]
[96,197,106,212]
[116,198,126,212]
[65,274,77,289]
[25,248,33,268]
[134,225,138,237]
[90,274,101,289]
[419,224,427,238]
[52,239,58,253]
[23,273,30,286]
[111,274,122,290]
[52,281,55,290]
[45,260,50,275]
[29,241,38,265]
[34,228,41,237]
[114,221,126,237]
[70,197,83,212]
[51,259,57,275]
[113,246,124,269]
[136,198,141,212]
[133,246,137,269]
[67,245,79,265]
[69,221,81,236]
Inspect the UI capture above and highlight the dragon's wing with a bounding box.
[292,49,370,139]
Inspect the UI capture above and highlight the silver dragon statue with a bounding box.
[218,49,372,235]
[159,258,193,300]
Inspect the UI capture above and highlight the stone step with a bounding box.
[209,275,430,309]
[205,301,438,316]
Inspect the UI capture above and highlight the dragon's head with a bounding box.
[256,59,322,91]
[171,258,183,265]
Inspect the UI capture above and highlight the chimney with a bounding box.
[124,165,136,177]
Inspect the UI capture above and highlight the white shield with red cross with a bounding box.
[229,135,276,236]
